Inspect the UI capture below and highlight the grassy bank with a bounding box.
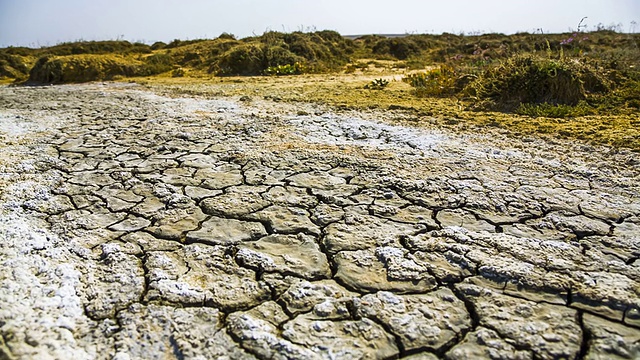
[139,71,640,151]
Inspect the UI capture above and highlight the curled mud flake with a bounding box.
[199,190,269,218]
[186,216,267,245]
[107,216,151,232]
[24,194,75,215]
[130,197,165,218]
[82,251,146,319]
[120,231,182,252]
[244,205,321,236]
[262,185,319,208]
[311,203,345,226]
[411,251,474,283]
[287,171,347,190]
[148,244,271,309]
[184,185,223,201]
[437,209,496,233]
[569,271,639,322]
[236,234,331,280]
[146,207,207,240]
[546,212,611,238]
[194,167,243,190]
[68,171,116,187]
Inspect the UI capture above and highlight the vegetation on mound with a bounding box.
[2,40,152,57]
[466,54,609,111]
[28,54,151,83]
[402,44,638,117]
[0,53,30,80]
[38,40,152,56]
[4,29,637,84]
[0,40,154,81]
[212,30,354,75]
[214,43,304,76]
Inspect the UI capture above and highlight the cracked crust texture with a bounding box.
[0,83,639,360]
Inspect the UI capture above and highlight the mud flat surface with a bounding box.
[0,82,639,359]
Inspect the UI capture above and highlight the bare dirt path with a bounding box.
[1,83,639,359]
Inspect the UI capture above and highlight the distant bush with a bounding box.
[43,41,151,56]
[373,38,422,60]
[150,41,167,50]
[264,45,305,67]
[242,31,354,72]
[28,54,145,83]
[217,33,236,40]
[1,46,33,56]
[282,31,354,69]
[6,29,636,91]
[204,39,240,58]
[165,39,207,49]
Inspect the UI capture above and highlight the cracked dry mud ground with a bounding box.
[0,83,639,360]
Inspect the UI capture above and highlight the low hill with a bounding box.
[1,30,637,84]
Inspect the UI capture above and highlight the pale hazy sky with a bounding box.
[0,0,638,47]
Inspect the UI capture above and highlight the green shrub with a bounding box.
[143,53,173,74]
[466,54,609,111]
[264,62,306,76]
[364,78,389,90]
[264,46,304,67]
[515,102,593,118]
[0,62,23,79]
[171,67,186,77]
[284,33,325,61]
[214,42,306,76]
[215,44,265,75]
[248,31,353,71]
[283,31,353,69]
[1,46,33,56]
[0,53,29,78]
[403,65,458,96]
[207,39,241,58]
